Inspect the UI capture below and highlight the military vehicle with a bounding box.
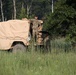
[0,18,50,52]
[0,19,30,52]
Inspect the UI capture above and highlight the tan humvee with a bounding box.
[0,18,50,52]
[0,19,30,51]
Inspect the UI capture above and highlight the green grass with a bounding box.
[0,51,76,75]
[0,38,76,75]
[50,38,73,52]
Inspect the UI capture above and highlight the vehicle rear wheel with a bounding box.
[12,44,26,53]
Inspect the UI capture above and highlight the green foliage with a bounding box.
[31,0,51,19]
[18,7,27,19]
[44,0,76,43]
[2,0,13,20]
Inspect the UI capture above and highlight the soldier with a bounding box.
[30,16,43,42]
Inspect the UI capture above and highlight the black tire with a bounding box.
[12,44,26,53]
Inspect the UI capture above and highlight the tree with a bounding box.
[44,0,76,44]
[26,0,33,18]
[21,0,34,18]
[19,3,27,19]
[13,0,16,19]
[0,0,57,20]
[0,0,4,21]
[31,0,52,19]
[3,0,13,20]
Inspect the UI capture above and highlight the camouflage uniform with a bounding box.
[30,18,43,46]
[30,19,41,39]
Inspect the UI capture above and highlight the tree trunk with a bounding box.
[26,0,33,18]
[13,0,16,19]
[0,0,4,21]
[27,5,29,18]
[52,0,54,13]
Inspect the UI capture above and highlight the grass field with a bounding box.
[0,38,76,75]
[0,51,76,75]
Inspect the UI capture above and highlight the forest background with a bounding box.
[0,0,76,44]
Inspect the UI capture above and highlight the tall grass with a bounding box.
[0,51,76,75]
[50,38,73,53]
[0,38,76,75]
[30,38,74,53]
